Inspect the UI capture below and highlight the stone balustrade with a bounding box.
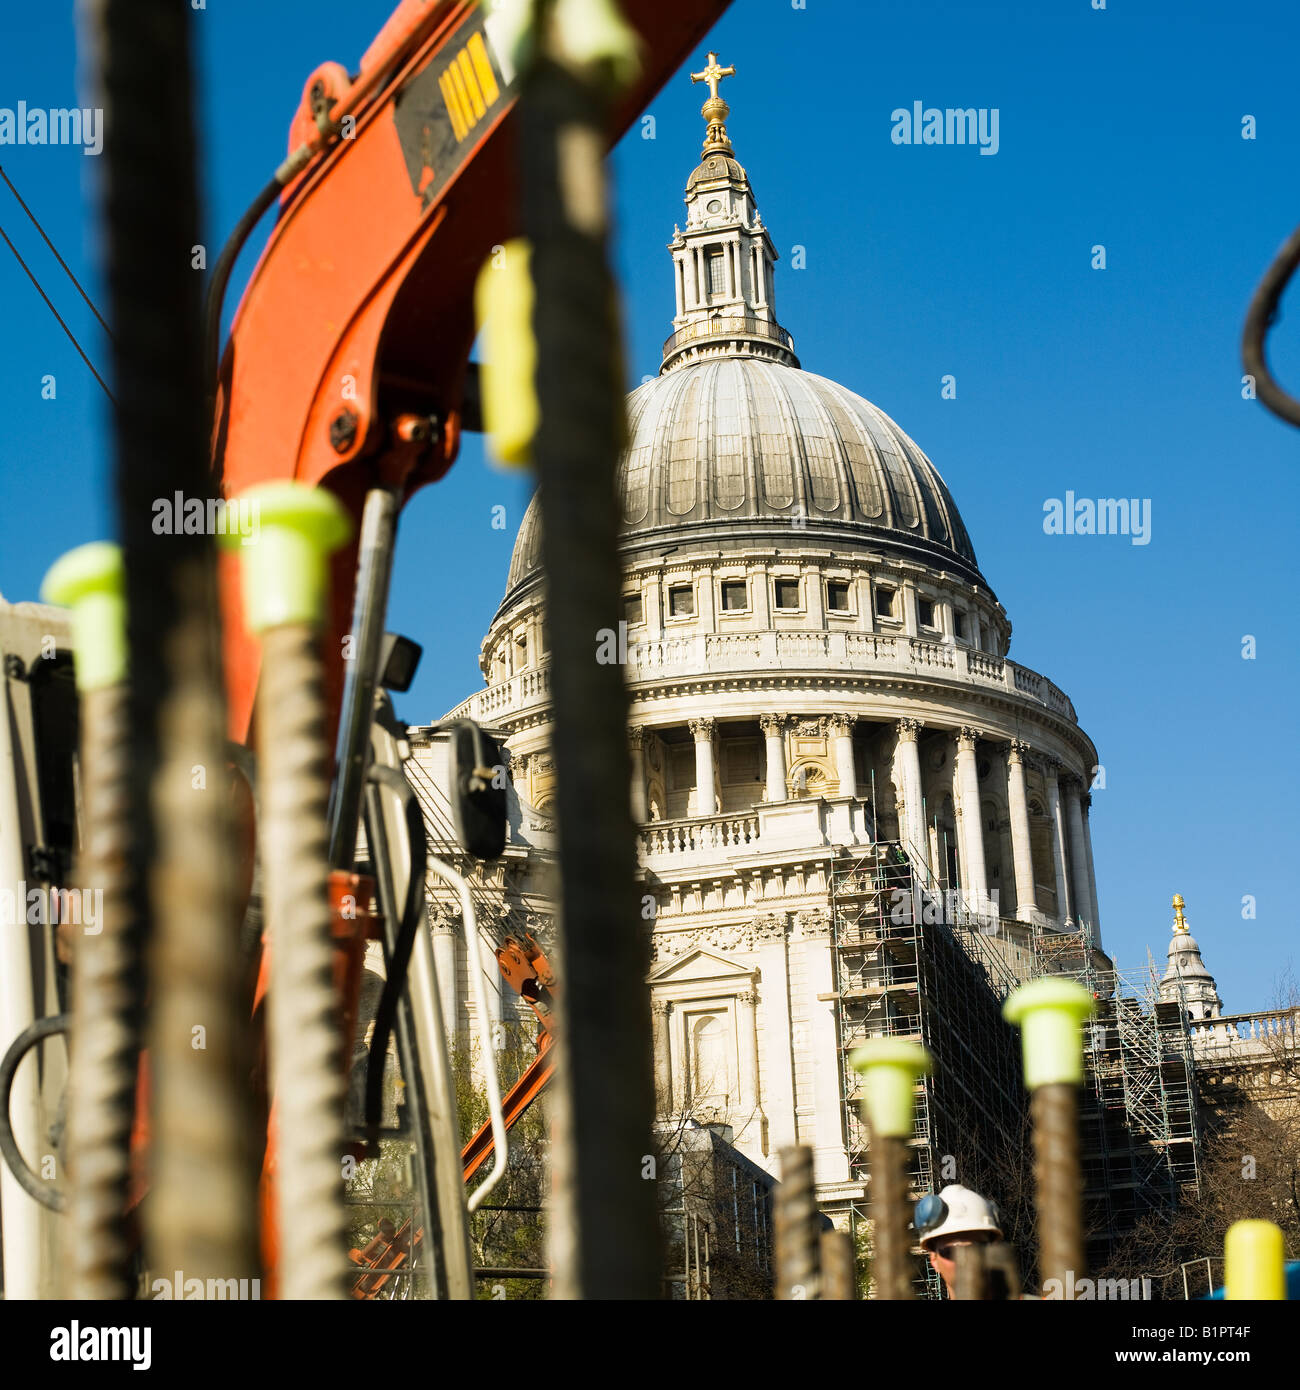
[1188,1009,1300,1050]
[444,630,1077,725]
[638,795,873,866]
[444,665,552,724]
[639,811,760,859]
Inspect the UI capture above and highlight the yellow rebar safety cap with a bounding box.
[1003,977,1096,1089]
[475,239,537,469]
[848,1038,932,1139]
[41,541,127,692]
[1224,1220,1285,1301]
[218,483,352,633]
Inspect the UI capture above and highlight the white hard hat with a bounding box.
[914,1184,1004,1248]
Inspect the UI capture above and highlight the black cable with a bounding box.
[359,754,449,1299]
[1242,220,1300,429]
[363,762,429,1153]
[0,162,114,338]
[202,174,283,407]
[0,222,115,402]
[0,1013,69,1213]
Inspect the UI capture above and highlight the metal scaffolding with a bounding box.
[830,845,1027,1295]
[1032,921,1202,1265]
[830,848,1202,1293]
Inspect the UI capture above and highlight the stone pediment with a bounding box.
[649,947,751,985]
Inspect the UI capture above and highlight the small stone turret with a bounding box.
[1158,893,1224,1022]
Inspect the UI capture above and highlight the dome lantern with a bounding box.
[665,53,797,374]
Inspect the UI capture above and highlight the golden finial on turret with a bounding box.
[690,51,736,155]
[1172,893,1189,934]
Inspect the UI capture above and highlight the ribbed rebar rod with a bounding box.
[819,1230,856,1301]
[774,1144,820,1301]
[520,55,657,1298]
[62,683,138,1298]
[258,623,347,1300]
[79,0,260,1289]
[1030,1082,1083,1294]
[870,1131,913,1300]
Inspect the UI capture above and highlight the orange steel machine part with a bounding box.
[215,0,730,747]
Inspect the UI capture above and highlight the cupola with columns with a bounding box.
[662,52,793,372]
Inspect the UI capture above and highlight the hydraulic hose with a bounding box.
[366,697,475,1300]
[0,1015,70,1213]
[362,763,427,1151]
[203,175,282,405]
[328,487,401,870]
[1242,219,1300,428]
[360,775,446,1299]
[203,2,456,420]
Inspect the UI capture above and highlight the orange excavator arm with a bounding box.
[213,0,731,747]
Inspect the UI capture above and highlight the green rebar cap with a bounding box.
[551,0,643,89]
[218,483,352,633]
[1003,978,1096,1089]
[1224,1220,1285,1301]
[475,240,537,469]
[848,1039,932,1138]
[40,542,126,691]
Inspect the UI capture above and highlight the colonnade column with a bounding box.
[756,920,796,1149]
[895,719,929,875]
[736,989,764,1130]
[429,905,460,1043]
[760,713,787,803]
[628,725,649,823]
[1064,775,1096,936]
[1044,757,1074,926]
[1082,792,1102,945]
[828,714,857,798]
[955,727,988,907]
[651,1000,673,1108]
[1006,739,1038,922]
[690,717,717,816]
[799,914,850,1183]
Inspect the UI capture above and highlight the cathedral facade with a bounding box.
[420,57,1106,1213]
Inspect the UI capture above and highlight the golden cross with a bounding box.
[690,51,735,103]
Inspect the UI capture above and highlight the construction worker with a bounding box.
[914,1184,1005,1297]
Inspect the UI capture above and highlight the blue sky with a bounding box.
[0,1,1296,1009]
